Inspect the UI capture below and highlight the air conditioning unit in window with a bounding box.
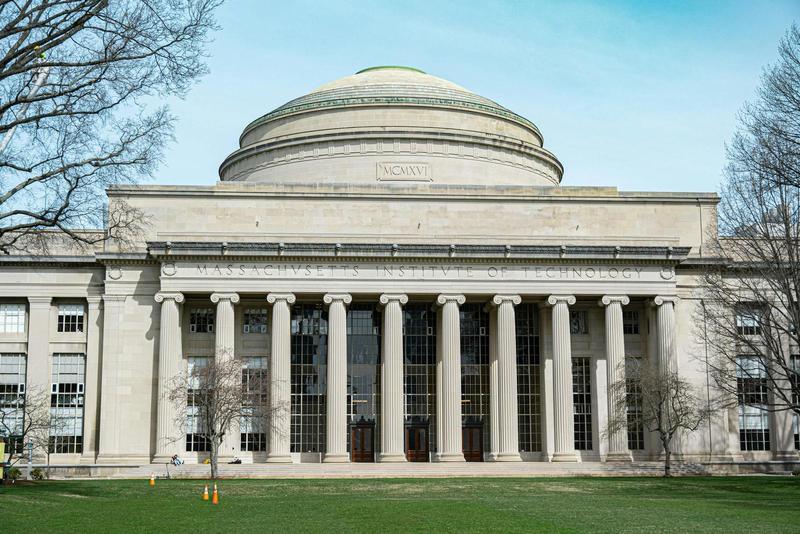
[190,324,197,333]
[243,325,251,334]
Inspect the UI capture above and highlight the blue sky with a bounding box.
[159,0,798,192]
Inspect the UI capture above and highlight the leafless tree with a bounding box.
[166,356,284,479]
[607,362,712,477]
[0,387,51,474]
[699,25,800,423]
[0,0,221,254]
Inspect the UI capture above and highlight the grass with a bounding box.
[1,476,798,533]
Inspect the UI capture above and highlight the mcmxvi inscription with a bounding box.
[376,162,432,181]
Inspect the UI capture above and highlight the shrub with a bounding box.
[31,468,45,480]
[8,467,21,480]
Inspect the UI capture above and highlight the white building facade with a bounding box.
[2,67,798,470]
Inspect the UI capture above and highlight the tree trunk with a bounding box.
[210,439,219,479]
[662,437,672,478]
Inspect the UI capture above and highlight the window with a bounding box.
[49,353,85,453]
[290,304,327,453]
[189,308,214,334]
[460,304,490,451]
[347,304,381,448]
[573,357,592,450]
[57,304,84,333]
[736,306,762,336]
[0,353,26,453]
[622,311,640,335]
[625,357,645,450]
[569,310,588,335]
[516,303,541,453]
[0,304,25,334]
[736,356,770,451]
[241,357,268,452]
[403,304,437,451]
[243,308,268,334]
[186,356,210,452]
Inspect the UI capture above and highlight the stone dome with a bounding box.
[219,66,563,187]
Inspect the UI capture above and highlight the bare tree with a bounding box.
[607,361,712,477]
[700,25,800,424]
[0,387,51,475]
[166,356,283,479]
[0,1,221,254]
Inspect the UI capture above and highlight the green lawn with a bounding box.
[1,477,798,533]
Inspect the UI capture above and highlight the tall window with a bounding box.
[735,306,762,336]
[403,304,436,450]
[290,304,327,453]
[0,304,25,334]
[243,308,268,334]
[347,304,381,436]
[572,357,592,451]
[569,310,589,335]
[57,304,84,333]
[0,353,26,453]
[516,303,541,453]
[791,356,799,450]
[622,311,640,335]
[49,353,85,453]
[241,357,268,452]
[186,356,210,452]
[737,356,770,451]
[460,304,490,448]
[625,357,645,450]
[189,308,214,334]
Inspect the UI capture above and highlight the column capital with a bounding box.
[599,295,630,307]
[27,296,52,308]
[652,295,679,307]
[323,293,352,306]
[267,293,296,305]
[102,294,127,306]
[379,294,408,306]
[490,294,521,307]
[210,292,240,304]
[87,295,103,306]
[436,294,465,306]
[154,291,184,304]
[546,295,576,306]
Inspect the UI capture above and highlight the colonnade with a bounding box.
[153,291,679,463]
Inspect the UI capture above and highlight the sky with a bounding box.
[159,0,799,192]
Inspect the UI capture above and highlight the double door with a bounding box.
[405,424,430,462]
[462,424,484,462]
[350,422,375,462]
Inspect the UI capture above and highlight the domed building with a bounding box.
[2,67,797,474]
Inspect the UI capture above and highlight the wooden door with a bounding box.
[405,425,429,462]
[350,424,375,462]
[462,425,483,462]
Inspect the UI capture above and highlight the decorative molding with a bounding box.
[266,293,296,305]
[379,293,409,306]
[653,296,679,306]
[210,292,240,304]
[154,292,184,304]
[599,295,630,307]
[491,294,522,306]
[546,295,576,306]
[323,293,352,305]
[436,294,466,306]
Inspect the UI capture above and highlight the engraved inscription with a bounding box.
[376,162,432,181]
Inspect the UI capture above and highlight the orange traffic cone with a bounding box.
[202,484,209,501]
[212,483,219,505]
[149,476,155,487]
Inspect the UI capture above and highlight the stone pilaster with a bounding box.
[492,295,522,462]
[379,294,408,462]
[153,292,184,462]
[80,296,103,464]
[26,297,51,460]
[266,293,295,463]
[211,292,240,459]
[323,293,352,463]
[435,294,466,462]
[653,296,678,373]
[547,295,578,462]
[97,295,127,463]
[600,295,632,462]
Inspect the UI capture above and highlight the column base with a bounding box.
[266,453,293,464]
[322,453,351,463]
[79,452,98,465]
[551,451,579,462]
[605,451,633,463]
[96,454,152,465]
[494,452,523,462]
[434,452,466,462]
[378,453,407,462]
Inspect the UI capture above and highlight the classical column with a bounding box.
[547,295,578,462]
[80,296,103,464]
[379,294,408,462]
[488,304,499,461]
[266,293,295,463]
[323,293,351,463]
[600,295,632,462]
[653,296,678,373]
[492,295,523,461]
[153,292,184,462]
[435,294,466,462]
[211,292,240,459]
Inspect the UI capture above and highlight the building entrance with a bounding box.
[350,421,375,462]
[405,423,430,462]
[462,424,484,462]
